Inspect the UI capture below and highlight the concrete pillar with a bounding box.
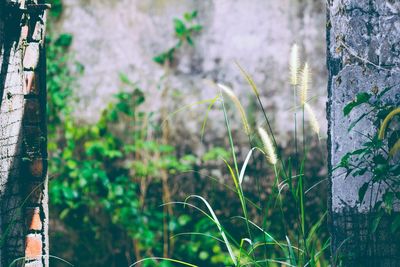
[327,0,400,266]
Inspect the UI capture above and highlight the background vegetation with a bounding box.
[46,1,330,266]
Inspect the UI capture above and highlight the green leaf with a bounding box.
[183,11,198,21]
[377,86,393,99]
[339,153,351,168]
[348,112,370,131]
[353,167,367,176]
[66,160,77,169]
[153,48,175,65]
[119,72,133,85]
[174,19,186,36]
[356,92,372,102]
[350,148,366,155]
[133,88,146,106]
[376,106,394,121]
[114,185,124,197]
[343,92,371,116]
[358,182,369,203]
[50,0,63,18]
[191,25,203,32]
[178,215,191,226]
[63,187,78,200]
[59,209,70,220]
[153,53,168,65]
[286,236,297,266]
[55,33,73,47]
[199,251,209,260]
[183,12,192,21]
[383,192,394,212]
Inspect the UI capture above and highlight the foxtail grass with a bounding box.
[258,127,278,165]
[299,63,310,106]
[378,107,400,157]
[304,103,320,138]
[290,44,300,86]
[217,83,251,136]
[378,107,400,139]
[290,43,300,166]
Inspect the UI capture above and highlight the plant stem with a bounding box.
[274,164,287,236]
[220,93,253,262]
[293,85,298,172]
[302,106,305,159]
[300,105,309,261]
[247,136,269,266]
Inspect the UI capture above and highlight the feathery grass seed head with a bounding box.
[377,107,400,157]
[290,44,300,86]
[217,83,251,135]
[304,103,320,137]
[258,127,277,165]
[378,107,400,140]
[235,62,260,97]
[299,63,311,105]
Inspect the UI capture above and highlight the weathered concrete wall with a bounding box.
[327,0,400,265]
[57,0,327,145]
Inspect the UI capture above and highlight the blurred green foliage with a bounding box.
[45,3,330,266]
[46,22,229,266]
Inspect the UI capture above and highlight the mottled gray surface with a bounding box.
[57,0,327,145]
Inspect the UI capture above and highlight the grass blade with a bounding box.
[185,195,237,265]
[129,257,198,267]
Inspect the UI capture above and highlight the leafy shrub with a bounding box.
[48,79,201,265]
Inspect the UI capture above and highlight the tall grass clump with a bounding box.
[135,44,328,267]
